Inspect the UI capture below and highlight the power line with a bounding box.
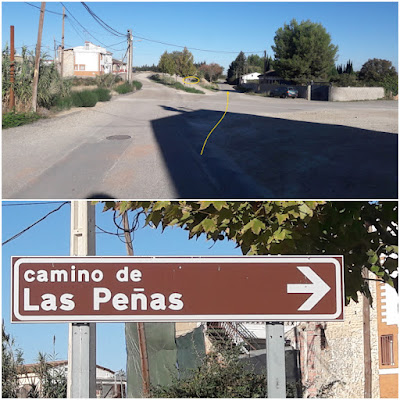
[2,202,69,246]
[61,2,128,52]
[81,2,125,37]
[132,33,264,55]
[24,2,64,16]
[2,201,67,207]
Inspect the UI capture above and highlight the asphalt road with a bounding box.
[2,73,398,199]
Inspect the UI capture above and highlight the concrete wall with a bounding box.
[63,50,75,77]
[329,87,385,101]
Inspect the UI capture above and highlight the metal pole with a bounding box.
[67,201,96,398]
[9,25,15,110]
[265,322,286,398]
[61,6,65,77]
[32,2,46,112]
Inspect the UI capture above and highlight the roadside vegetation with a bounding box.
[157,47,223,87]
[225,19,398,97]
[2,45,143,128]
[2,323,67,398]
[150,74,205,94]
[2,111,42,129]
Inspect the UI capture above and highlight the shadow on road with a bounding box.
[151,107,398,198]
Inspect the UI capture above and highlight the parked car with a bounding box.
[269,86,298,98]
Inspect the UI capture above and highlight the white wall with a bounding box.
[330,87,385,101]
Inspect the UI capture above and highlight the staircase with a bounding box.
[206,322,265,354]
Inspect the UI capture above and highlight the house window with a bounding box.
[381,334,394,366]
[79,65,85,71]
[74,64,78,71]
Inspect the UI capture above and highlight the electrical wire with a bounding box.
[132,33,264,54]
[24,2,64,16]
[2,202,69,246]
[81,2,126,37]
[61,2,125,51]
[2,201,67,207]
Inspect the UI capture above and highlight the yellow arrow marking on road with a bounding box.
[200,91,229,155]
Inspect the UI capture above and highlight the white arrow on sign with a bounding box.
[287,266,331,311]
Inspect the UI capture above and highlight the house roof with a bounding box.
[19,361,115,375]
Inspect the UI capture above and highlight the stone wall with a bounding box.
[329,87,385,101]
[285,275,380,398]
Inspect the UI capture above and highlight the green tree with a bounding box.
[101,201,398,303]
[359,58,397,83]
[2,323,24,398]
[272,19,338,83]
[158,51,176,75]
[175,47,196,77]
[227,52,247,84]
[358,58,398,95]
[247,54,264,74]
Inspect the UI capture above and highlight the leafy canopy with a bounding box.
[102,201,398,304]
[272,19,338,83]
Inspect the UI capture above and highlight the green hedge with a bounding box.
[2,111,41,129]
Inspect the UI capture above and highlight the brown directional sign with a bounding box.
[11,256,344,323]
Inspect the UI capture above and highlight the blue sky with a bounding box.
[2,201,241,372]
[2,1,398,73]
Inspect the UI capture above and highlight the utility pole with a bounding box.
[127,29,133,83]
[266,322,286,398]
[9,25,15,110]
[67,201,96,398]
[264,50,267,74]
[31,2,45,112]
[362,267,372,398]
[122,211,150,397]
[61,6,65,77]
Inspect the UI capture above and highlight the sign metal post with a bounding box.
[67,201,96,398]
[266,322,286,398]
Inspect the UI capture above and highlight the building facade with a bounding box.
[376,281,399,398]
[58,41,113,77]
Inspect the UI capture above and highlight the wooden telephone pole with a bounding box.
[127,30,133,83]
[9,25,15,110]
[31,2,46,112]
[122,212,150,397]
[61,6,65,77]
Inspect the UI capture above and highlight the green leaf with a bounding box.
[250,218,266,235]
[153,201,171,211]
[201,218,217,233]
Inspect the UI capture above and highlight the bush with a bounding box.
[114,82,134,94]
[93,88,111,102]
[132,80,142,90]
[2,111,41,128]
[70,76,97,86]
[151,347,267,398]
[149,74,204,94]
[55,95,73,110]
[71,90,98,107]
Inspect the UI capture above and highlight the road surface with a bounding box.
[3,73,398,199]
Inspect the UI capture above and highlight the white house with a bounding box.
[59,41,113,77]
[17,361,126,398]
[240,72,261,83]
